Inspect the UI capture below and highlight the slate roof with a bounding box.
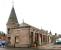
[7,7,18,25]
[20,22,30,27]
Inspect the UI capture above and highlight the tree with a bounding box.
[0,31,5,36]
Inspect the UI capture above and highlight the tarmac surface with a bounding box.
[0,48,61,50]
[38,43,61,49]
[0,43,61,50]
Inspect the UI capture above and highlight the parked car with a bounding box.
[54,38,61,44]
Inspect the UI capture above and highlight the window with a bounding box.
[8,37,11,43]
[15,36,19,43]
[7,28,10,34]
[31,32,33,44]
[35,33,38,41]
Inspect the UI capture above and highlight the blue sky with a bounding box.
[0,0,61,34]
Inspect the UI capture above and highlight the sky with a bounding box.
[0,0,61,34]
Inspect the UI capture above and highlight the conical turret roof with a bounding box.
[7,7,18,25]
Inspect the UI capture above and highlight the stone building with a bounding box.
[51,33,58,43]
[48,31,52,43]
[6,6,52,47]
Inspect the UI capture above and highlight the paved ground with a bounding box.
[0,43,61,50]
[0,48,61,50]
[0,48,38,50]
[38,43,61,49]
